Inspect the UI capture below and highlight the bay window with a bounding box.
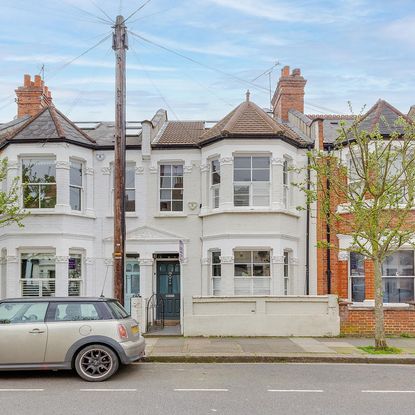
[234,250,271,295]
[211,160,220,209]
[211,251,221,295]
[68,254,82,296]
[22,159,56,208]
[160,164,183,212]
[70,160,83,211]
[283,158,290,208]
[283,251,290,295]
[20,253,56,297]
[234,156,270,207]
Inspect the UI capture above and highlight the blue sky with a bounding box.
[1,0,414,122]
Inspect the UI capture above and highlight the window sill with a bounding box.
[23,209,96,218]
[348,301,412,309]
[106,213,138,218]
[154,212,187,218]
[200,207,300,218]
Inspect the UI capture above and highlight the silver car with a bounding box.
[0,297,145,381]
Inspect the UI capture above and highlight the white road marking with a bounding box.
[174,388,229,392]
[0,389,44,392]
[268,389,324,393]
[80,388,137,392]
[362,390,415,393]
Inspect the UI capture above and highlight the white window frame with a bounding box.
[211,250,221,296]
[233,155,271,207]
[349,252,365,302]
[20,251,56,297]
[159,163,184,212]
[283,157,291,209]
[21,158,57,209]
[68,252,83,296]
[233,250,271,295]
[69,159,83,212]
[111,162,136,213]
[210,159,220,209]
[283,250,290,295]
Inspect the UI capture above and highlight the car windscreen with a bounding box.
[107,301,130,319]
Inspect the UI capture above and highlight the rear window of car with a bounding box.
[51,302,104,321]
[106,301,130,319]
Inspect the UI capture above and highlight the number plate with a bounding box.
[131,325,139,335]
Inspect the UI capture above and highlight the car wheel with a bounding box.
[74,344,119,382]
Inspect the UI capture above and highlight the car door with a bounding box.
[0,301,49,365]
[44,301,110,364]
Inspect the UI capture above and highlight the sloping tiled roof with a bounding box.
[306,114,356,120]
[356,99,410,135]
[0,115,31,140]
[3,106,95,145]
[199,99,301,143]
[155,121,205,146]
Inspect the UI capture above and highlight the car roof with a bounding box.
[0,297,118,303]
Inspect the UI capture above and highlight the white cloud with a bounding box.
[382,15,415,46]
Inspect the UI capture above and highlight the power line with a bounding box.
[128,30,269,94]
[123,0,154,24]
[65,2,113,25]
[129,6,177,25]
[89,0,114,24]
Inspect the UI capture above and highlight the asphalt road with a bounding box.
[1,363,415,415]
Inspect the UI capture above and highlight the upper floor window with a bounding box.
[70,160,83,211]
[283,158,290,208]
[125,164,136,212]
[22,159,56,209]
[211,160,220,209]
[233,156,270,207]
[160,164,183,212]
[111,163,136,212]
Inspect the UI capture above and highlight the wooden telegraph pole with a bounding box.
[112,15,128,303]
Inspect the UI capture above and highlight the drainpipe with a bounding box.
[326,144,332,294]
[305,146,311,295]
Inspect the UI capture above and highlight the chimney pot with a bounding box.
[281,66,290,77]
[292,68,301,76]
[34,75,41,87]
[24,74,31,87]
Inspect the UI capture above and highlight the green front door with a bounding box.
[156,261,180,320]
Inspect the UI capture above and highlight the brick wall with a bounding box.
[340,301,415,335]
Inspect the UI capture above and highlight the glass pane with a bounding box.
[252,157,270,168]
[70,161,82,187]
[234,251,251,263]
[126,165,135,188]
[351,277,365,302]
[126,263,132,272]
[253,265,266,276]
[160,165,171,176]
[172,165,183,176]
[160,177,172,188]
[234,157,251,168]
[253,251,270,263]
[172,176,183,188]
[40,184,56,208]
[234,264,252,276]
[253,195,269,206]
[70,186,81,211]
[234,169,251,181]
[160,189,172,200]
[160,201,171,211]
[382,251,414,276]
[212,251,221,264]
[22,159,56,183]
[23,184,39,208]
[350,252,365,276]
[212,172,221,185]
[133,264,140,272]
[172,189,183,200]
[0,302,48,324]
[383,277,414,303]
[212,264,221,277]
[234,278,251,295]
[234,185,249,206]
[125,189,135,212]
[21,253,55,279]
[54,303,101,321]
[68,280,81,296]
[253,278,270,295]
[172,201,183,211]
[68,255,82,279]
[252,169,270,181]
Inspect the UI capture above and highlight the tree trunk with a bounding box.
[373,258,387,348]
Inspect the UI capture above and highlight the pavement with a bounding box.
[143,336,415,363]
[2,363,415,415]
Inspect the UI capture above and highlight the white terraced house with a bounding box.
[0,68,340,337]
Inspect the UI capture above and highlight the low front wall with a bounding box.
[184,295,340,337]
[340,301,415,336]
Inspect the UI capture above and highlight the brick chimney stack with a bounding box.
[15,74,53,118]
[272,66,306,121]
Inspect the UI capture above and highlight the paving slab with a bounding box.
[290,338,334,353]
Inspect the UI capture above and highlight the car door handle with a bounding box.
[29,329,45,334]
